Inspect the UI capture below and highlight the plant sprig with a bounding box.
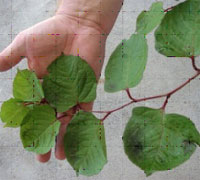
[1,0,200,178]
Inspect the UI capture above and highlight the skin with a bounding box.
[0,0,123,163]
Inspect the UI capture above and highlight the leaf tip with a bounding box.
[197,136,200,147]
[3,124,8,128]
[75,170,79,177]
[144,170,154,177]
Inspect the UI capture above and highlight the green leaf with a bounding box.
[13,69,44,102]
[64,111,107,176]
[0,98,29,127]
[155,0,200,57]
[20,105,60,154]
[136,2,165,35]
[123,107,200,176]
[104,34,148,92]
[43,55,97,113]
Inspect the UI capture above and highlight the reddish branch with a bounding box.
[57,105,79,121]
[164,6,174,12]
[93,72,200,121]
[126,89,136,101]
[24,66,200,121]
[161,95,171,110]
[57,113,68,121]
[40,98,48,104]
[23,102,34,106]
[23,98,48,106]
[95,101,134,118]
[23,55,200,123]
[191,56,200,72]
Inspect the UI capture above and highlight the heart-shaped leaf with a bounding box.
[20,105,60,154]
[64,111,107,176]
[0,98,30,127]
[13,69,44,102]
[155,0,200,57]
[136,2,165,35]
[123,107,200,176]
[43,55,97,113]
[104,34,148,92]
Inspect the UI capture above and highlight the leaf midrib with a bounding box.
[17,71,42,101]
[74,125,103,170]
[28,120,58,146]
[6,104,27,125]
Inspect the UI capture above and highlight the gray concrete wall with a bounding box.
[0,0,199,179]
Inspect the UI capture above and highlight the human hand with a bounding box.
[0,0,122,163]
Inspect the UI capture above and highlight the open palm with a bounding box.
[0,13,106,162]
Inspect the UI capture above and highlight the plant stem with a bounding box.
[164,6,174,12]
[93,72,200,121]
[101,112,112,121]
[126,89,136,101]
[23,102,35,106]
[95,101,135,120]
[57,114,68,120]
[191,56,200,72]
[23,98,48,106]
[161,95,171,110]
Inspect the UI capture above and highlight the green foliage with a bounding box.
[0,54,100,174]
[0,98,30,127]
[104,34,148,92]
[64,111,107,176]
[43,55,97,112]
[20,105,60,154]
[123,107,200,176]
[155,0,200,57]
[136,2,165,35]
[13,69,44,102]
[104,1,166,93]
[1,0,200,178]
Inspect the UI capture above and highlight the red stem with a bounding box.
[102,112,112,121]
[164,6,174,12]
[23,57,200,121]
[23,102,35,106]
[23,98,48,106]
[126,89,136,101]
[40,98,48,104]
[161,95,171,110]
[191,56,200,71]
[57,114,68,120]
[93,72,200,121]
[93,102,135,114]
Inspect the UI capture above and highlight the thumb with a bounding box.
[0,33,26,71]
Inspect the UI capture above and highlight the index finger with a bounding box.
[0,33,26,71]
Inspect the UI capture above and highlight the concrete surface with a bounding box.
[0,0,200,180]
